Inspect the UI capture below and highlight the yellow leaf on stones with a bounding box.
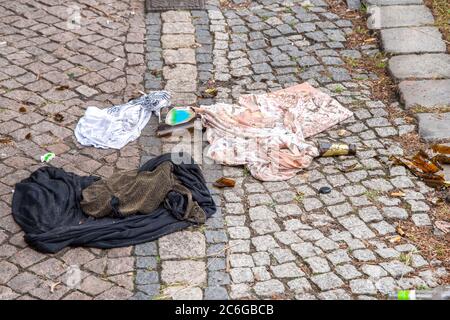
[389,235,402,243]
[50,282,60,293]
[391,191,405,197]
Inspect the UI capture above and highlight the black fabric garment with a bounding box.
[11,153,216,253]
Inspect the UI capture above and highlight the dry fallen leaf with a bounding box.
[391,191,405,197]
[50,281,60,293]
[337,163,358,173]
[389,235,402,243]
[434,220,450,234]
[150,69,162,77]
[56,85,69,91]
[53,113,64,123]
[337,129,348,136]
[25,133,32,140]
[19,106,27,113]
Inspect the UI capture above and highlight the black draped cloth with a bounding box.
[11,153,216,253]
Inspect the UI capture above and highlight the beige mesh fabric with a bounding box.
[80,162,205,222]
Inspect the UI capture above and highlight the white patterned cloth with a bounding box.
[195,83,353,181]
[75,91,171,149]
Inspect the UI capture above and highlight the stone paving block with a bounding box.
[158,231,206,259]
[161,260,206,286]
[0,261,19,285]
[204,286,229,300]
[163,48,196,64]
[311,272,344,291]
[368,5,434,29]
[389,54,450,80]
[347,0,361,10]
[230,268,254,283]
[271,263,305,278]
[417,113,450,141]
[162,22,195,34]
[161,11,192,23]
[253,279,285,297]
[135,242,158,256]
[136,284,160,297]
[164,286,203,300]
[381,27,446,54]
[161,34,196,49]
[350,279,377,295]
[400,80,450,109]
[411,213,432,226]
[365,0,423,5]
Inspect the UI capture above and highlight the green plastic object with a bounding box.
[165,107,195,126]
[41,152,55,163]
[397,290,411,300]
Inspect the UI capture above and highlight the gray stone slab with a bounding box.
[347,0,361,10]
[389,54,450,80]
[417,113,450,142]
[381,27,446,54]
[364,0,423,5]
[158,231,206,259]
[146,0,205,11]
[368,5,434,29]
[399,79,450,108]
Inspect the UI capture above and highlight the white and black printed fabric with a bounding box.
[75,91,171,149]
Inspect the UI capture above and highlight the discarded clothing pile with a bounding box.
[12,153,215,253]
[195,83,353,181]
[81,161,206,223]
[75,91,171,149]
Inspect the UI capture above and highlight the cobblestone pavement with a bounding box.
[364,0,450,141]
[1,0,448,300]
[0,0,146,299]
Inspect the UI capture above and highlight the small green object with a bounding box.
[165,107,195,126]
[41,152,55,163]
[397,290,411,300]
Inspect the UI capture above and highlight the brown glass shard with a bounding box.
[390,191,405,197]
[411,150,442,173]
[432,144,450,155]
[391,147,450,189]
[213,177,236,188]
[432,154,450,165]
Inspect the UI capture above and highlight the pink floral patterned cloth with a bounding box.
[195,83,353,181]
